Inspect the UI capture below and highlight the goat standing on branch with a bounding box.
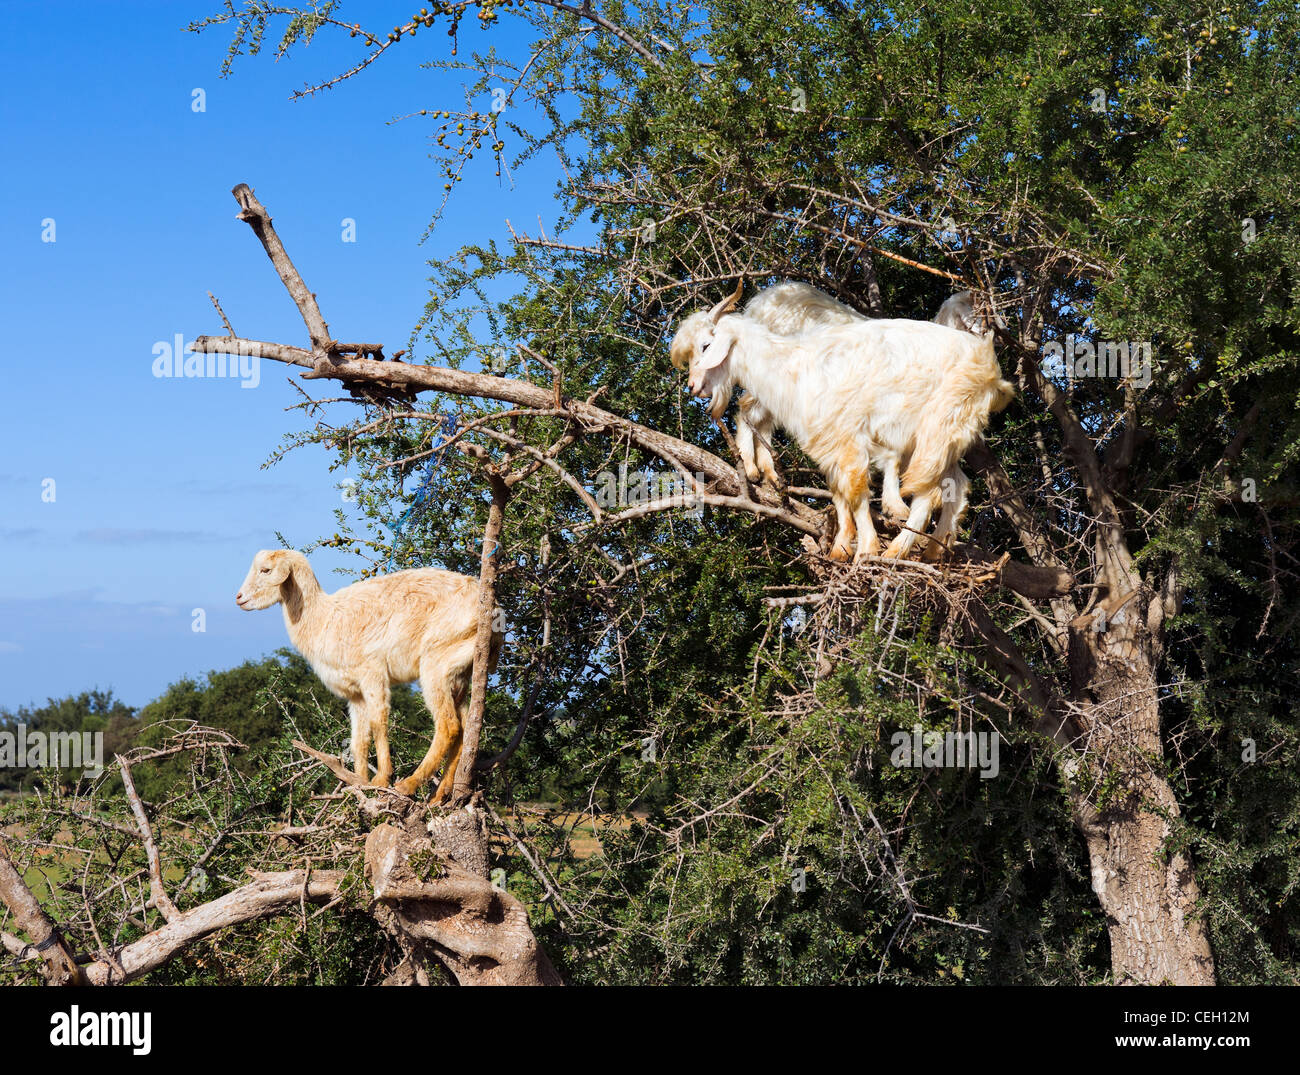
[671,283,1014,561]
[236,549,503,800]
[716,282,988,558]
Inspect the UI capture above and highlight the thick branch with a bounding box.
[190,333,819,532]
[1011,336,1135,591]
[949,542,1073,599]
[0,838,86,984]
[454,473,510,799]
[81,871,344,985]
[963,600,1078,746]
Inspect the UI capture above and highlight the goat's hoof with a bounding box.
[883,501,910,523]
[393,778,420,798]
[829,544,853,562]
[856,540,883,561]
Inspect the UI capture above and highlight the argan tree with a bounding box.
[3,0,1296,986]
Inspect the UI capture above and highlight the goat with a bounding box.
[728,283,883,500]
[673,283,994,558]
[934,289,1006,335]
[672,285,1013,560]
[236,549,501,801]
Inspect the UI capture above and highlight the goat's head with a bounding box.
[936,290,1007,336]
[669,280,744,419]
[236,549,298,610]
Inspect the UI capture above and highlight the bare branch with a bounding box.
[117,757,181,923]
[81,871,345,986]
[230,183,333,352]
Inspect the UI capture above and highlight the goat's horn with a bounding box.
[707,278,745,323]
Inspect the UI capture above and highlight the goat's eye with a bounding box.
[701,340,711,352]
[260,567,270,574]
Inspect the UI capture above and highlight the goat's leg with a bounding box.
[751,414,781,488]
[829,492,857,560]
[833,464,878,562]
[883,488,936,558]
[851,498,882,561]
[879,454,909,522]
[735,399,762,484]
[430,677,474,802]
[852,496,882,561]
[921,465,970,561]
[395,671,459,798]
[432,723,464,803]
[737,396,781,487]
[364,681,393,787]
[347,698,372,783]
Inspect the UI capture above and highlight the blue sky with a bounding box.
[0,1,567,711]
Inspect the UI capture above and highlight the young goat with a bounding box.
[671,285,1013,560]
[236,550,502,801]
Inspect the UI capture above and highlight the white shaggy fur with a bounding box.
[670,286,1013,560]
[236,549,501,801]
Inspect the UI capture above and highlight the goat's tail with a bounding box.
[989,376,1016,414]
[899,377,1015,498]
[899,436,965,501]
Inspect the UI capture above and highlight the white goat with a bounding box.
[675,283,993,558]
[671,285,1013,560]
[236,550,501,801]
[726,283,969,538]
[934,289,1006,335]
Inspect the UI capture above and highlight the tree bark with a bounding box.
[0,838,86,985]
[1064,590,1216,984]
[453,473,510,800]
[365,812,562,986]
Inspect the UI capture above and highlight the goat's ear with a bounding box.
[265,553,293,585]
[696,321,738,372]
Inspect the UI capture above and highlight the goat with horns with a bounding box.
[670,282,1014,561]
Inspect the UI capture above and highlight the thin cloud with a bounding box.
[172,478,307,501]
[78,528,234,545]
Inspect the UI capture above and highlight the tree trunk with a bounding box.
[1066,591,1216,984]
[365,805,563,986]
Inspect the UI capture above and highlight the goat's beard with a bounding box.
[691,366,732,419]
